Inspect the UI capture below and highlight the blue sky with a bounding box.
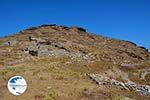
[0,0,150,50]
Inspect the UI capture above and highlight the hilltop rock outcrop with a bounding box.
[0,24,150,99]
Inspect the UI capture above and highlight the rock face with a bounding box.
[24,36,71,57]
[8,24,149,65]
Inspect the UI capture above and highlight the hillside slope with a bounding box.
[0,24,150,100]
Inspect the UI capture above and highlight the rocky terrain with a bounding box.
[0,24,150,100]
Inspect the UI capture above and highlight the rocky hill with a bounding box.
[0,24,150,100]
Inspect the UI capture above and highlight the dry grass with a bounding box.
[0,26,150,99]
[1,56,150,100]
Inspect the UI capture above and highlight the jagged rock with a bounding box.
[25,27,38,31]
[87,74,109,85]
[24,42,70,57]
[17,25,150,64]
[59,25,69,29]
[136,85,150,95]
[79,49,88,54]
[52,43,70,53]
[1,40,18,46]
[50,43,71,54]
[87,73,150,95]
[28,50,38,56]
[38,48,51,56]
[53,49,70,56]
[39,24,57,27]
[29,36,52,45]
[125,81,137,90]
[122,51,144,60]
[139,46,149,52]
[70,27,86,32]
[24,48,38,56]
[59,46,70,53]
[125,41,137,46]
[110,79,129,90]
[139,69,150,80]
[75,27,86,32]
[28,36,46,43]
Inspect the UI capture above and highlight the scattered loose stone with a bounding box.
[87,73,150,95]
